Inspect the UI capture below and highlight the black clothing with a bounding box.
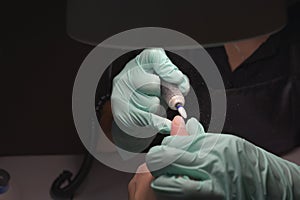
[200,16,300,155]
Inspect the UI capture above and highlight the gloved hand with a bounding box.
[111,48,190,152]
[146,118,300,200]
[128,116,189,200]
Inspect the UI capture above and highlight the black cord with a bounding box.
[50,153,94,200]
[50,64,113,200]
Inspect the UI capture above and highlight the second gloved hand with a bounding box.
[111,48,190,152]
[146,118,300,200]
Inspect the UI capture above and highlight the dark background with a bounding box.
[2,1,89,155]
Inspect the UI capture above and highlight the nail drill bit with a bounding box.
[161,80,187,119]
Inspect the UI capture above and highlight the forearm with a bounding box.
[282,146,300,165]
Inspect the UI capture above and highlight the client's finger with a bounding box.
[128,175,136,200]
[170,116,189,136]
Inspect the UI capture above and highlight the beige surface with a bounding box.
[0,155,132,200]
[0,148,299,200]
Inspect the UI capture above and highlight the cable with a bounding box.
[50,64,113,200]
[50,153,93,200]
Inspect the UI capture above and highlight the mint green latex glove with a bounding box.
[111,48,190,152]
[146,118,300,200]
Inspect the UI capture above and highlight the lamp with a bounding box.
[66,0,287,47]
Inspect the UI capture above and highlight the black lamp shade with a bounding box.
[67,0,287,46]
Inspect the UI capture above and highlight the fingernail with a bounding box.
[173,116,184,126]
[171,116,188,136]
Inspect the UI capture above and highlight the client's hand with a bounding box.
[128,116,188,200]
[128,163,155,200]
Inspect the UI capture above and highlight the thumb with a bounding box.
[170,116,189,136]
